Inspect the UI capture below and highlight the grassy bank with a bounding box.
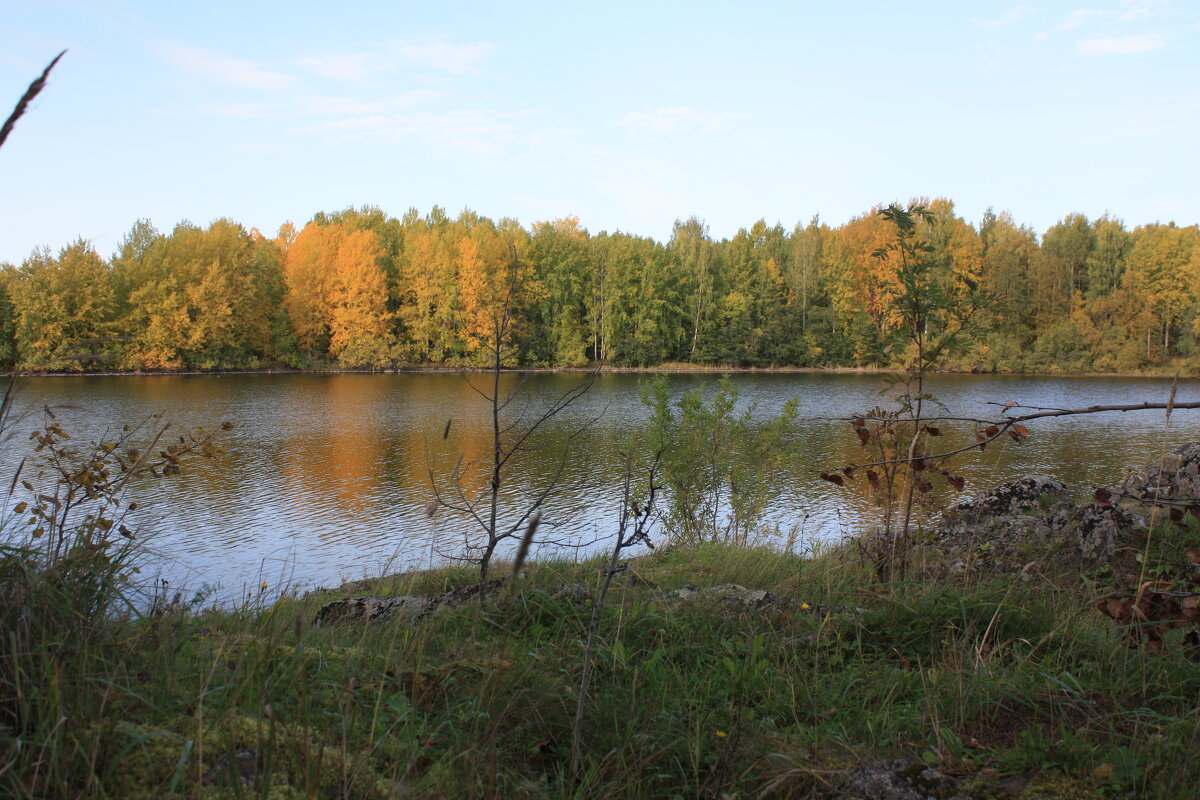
[3,536,1198,799]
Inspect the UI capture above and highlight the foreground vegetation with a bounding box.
[4,526,1200,799]
[2,202,1198,375]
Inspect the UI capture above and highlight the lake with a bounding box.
[3,371,1197,597]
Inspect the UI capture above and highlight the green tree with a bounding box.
[10,240,115,370]
[1086,215,1132,299]
[1036,213,1092,318]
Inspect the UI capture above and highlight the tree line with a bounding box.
[1,198,1197,373]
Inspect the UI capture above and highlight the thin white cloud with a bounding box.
[1077,33,1165,54]
[617,106,733,135]
[1117,7,1151,21]
[297,53,377,82]
[300,91,441,116]
[209,91,441,120]
[1117,0,1170,22]
[301,108,542,158]
[976,5,1034,27]
[160,45,295,91]
[1057,9,1099,30]
[209,102,286,119]
[393,40,496,74]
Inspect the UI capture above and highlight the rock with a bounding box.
[664,583,798,613]
[841,759,962,800]
[314,578,507,625]
[314,595,431,625]
[311,577,603,626]
[1122,442,1200,501]
[939,476,1069,527]
[931,476,1143,574]
[424,578,506,615]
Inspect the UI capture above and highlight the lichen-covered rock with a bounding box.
[1122,442,1200,501]
[424,578,506,614]
[664,583,798,612]
[840,758,962,800]
[931,476,1142,574]
[313,595,431,625]
[939,476,1069,528]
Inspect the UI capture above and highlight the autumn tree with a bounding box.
[328,228,395,367]
[284,222,344,359]
[396,209,462,362]
[1123,223,1200,357]
[10,240,114,370]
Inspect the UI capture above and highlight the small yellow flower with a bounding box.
[800,602,811,611]
[261,582,268,590]
[714,730,727,738]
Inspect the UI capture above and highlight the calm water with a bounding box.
[4,371,1198,596]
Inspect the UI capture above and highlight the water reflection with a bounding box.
[3,372,1197,595]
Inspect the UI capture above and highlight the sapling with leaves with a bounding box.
[12,405,233,562]
[644,376,797,546]
[821,202,993,579]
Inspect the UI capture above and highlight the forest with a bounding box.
[2,198,1198,374]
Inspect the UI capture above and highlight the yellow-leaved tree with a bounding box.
[328,228,394,367]
[456,219,538,365]
[285,222,345,358]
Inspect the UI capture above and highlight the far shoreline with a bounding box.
[13,363,1200,381]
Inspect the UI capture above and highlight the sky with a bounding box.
[1,0,1197,264]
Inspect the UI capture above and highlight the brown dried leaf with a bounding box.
[924,426,941,437]
[865,469,880,490]
[1093,487,1112,507]
[945,473,965,491]
[819,472,845,487]
[913,475,932,493]
[1097,596,1132,622]
[855,428,871,447]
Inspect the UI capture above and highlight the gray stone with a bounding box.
[664,583,797,613]
[314,595,431,625]
[841,759,962,800]
[1122,442,1200,501]
[931,476,1143,573]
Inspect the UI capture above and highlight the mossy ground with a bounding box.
[4,539,1199,798]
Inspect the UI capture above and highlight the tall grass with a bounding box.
[1,370,1197,797]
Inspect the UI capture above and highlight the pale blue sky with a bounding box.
[1,1,1197,264]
